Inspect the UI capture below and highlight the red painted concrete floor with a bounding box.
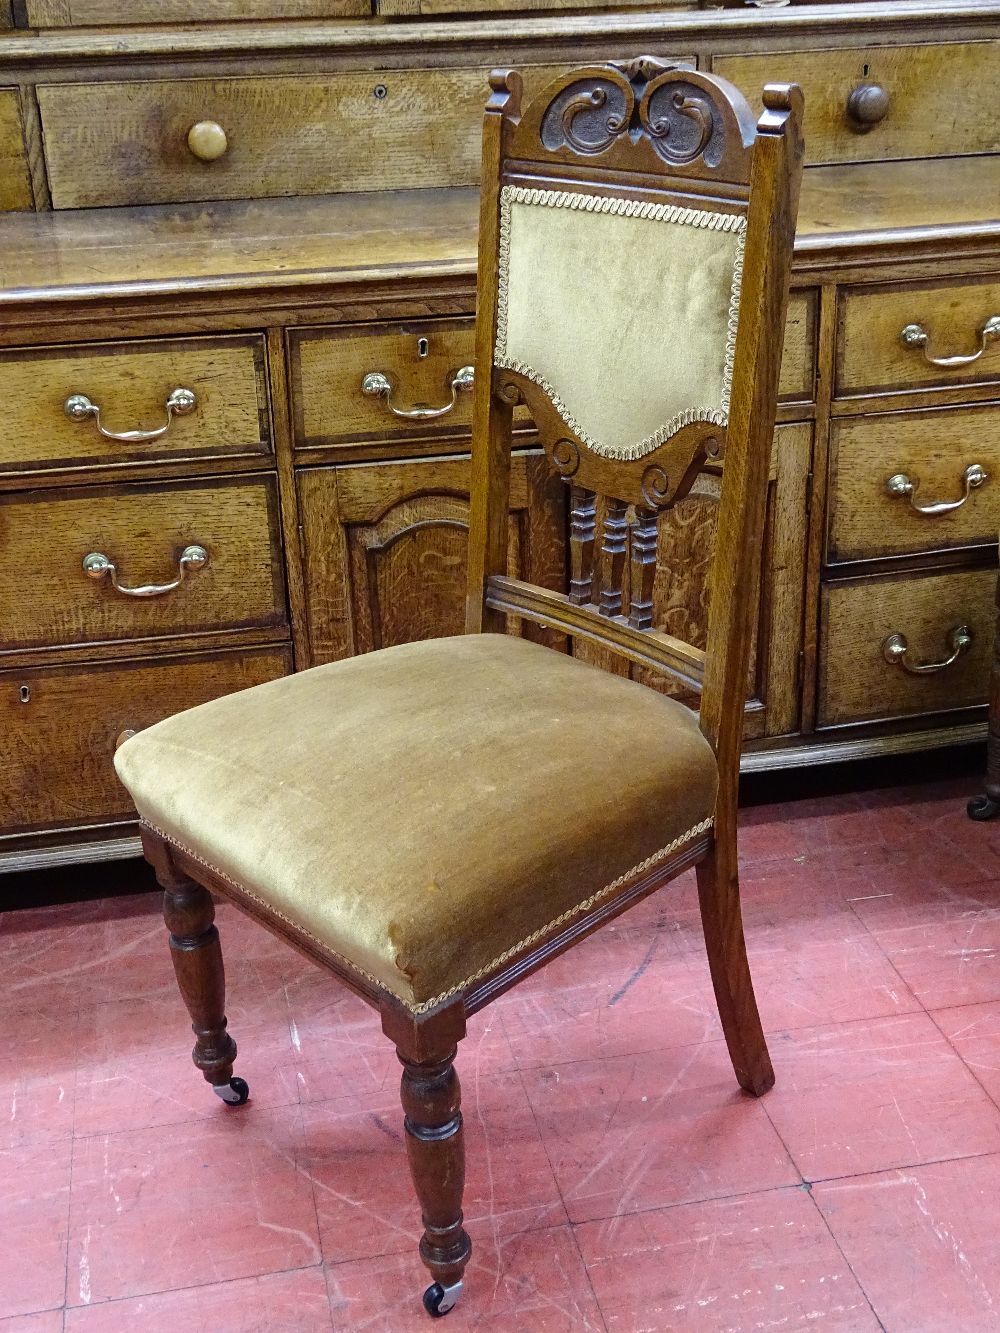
[5,772,1000,1330]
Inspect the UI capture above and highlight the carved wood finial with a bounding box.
[487,68,523,119]
[610,56,677,84]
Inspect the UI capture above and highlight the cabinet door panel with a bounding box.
[298,451,565,664]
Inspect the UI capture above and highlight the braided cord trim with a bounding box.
[409,815,713,1014]
[141,813,713,1016]
[495,184,746,462]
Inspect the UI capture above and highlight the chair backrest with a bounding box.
[465,59,803,798]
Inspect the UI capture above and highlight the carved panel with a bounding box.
[350,496,475,653]
[540,78,633,156]
[575,424,811,739]
[636,473,735,710]
[297,452,565,666]
[507,62,756,185]
[642,78,724,168]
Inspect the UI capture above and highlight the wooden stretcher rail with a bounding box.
[485,575,706,692]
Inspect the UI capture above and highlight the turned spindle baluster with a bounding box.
[599,498,629,618]
[628,505,658,630]
[569,486,597,606]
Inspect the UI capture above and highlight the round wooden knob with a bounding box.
[846,83,890,132]
[186,120,229,162]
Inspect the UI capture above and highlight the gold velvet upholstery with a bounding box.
[115,634,717,1011]
[495,187,745,460]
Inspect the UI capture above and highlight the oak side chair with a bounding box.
[114,62,803,1319]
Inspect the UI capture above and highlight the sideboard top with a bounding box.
[0,156,998,314]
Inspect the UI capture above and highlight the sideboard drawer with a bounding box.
[37,65,576,209]
[827,404,1000,563]
[837,278,1000,398]
[0,335,270,476]
[715,42,1000,166]
[24,0,365,22]
[0,88,32,212]
[0,476,287,652]
[818,566,995,727]
[291,296,814,450]
[0,645,291,838]
[291,319,478,449]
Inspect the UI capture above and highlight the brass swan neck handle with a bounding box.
[882,624,972,675]
[885,462,988,515]
[361,365,474,420]
[900,316,1000,369]
[65,387,197,442]
[83,545,208,598]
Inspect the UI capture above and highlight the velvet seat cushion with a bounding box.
[114,634,718,1012]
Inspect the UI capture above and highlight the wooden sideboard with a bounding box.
[1,1,999,874]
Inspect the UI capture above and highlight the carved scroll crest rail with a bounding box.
[515,59,756,182]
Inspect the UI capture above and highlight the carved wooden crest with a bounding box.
[506,60,757,186]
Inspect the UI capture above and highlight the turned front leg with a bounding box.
[399,1049,472,1316]
[163,879,247,1105]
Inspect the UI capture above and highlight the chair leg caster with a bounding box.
[423,1280,463,1318]
[968,794,1000,821]
[213,1076,250,1105]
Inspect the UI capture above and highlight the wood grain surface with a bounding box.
[716,41,1000,166]
[828,404,1000,562]
[0,645,291,836]
[0,475,287,651]
[0,190,480,300]
[0,334,268,474]
[383,0,685,11]
[0,88,31,211]
[2,157,998,306]
[25,0,366,23]
[819,565,996,726]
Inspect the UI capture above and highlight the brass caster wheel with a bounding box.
[422,1280,463,1318]
[213,1076,250,1105]
[968,794,1000,821]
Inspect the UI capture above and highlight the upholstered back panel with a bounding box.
[496,187,745,461]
